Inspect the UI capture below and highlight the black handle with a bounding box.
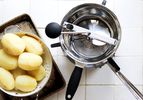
[51,42,61,48]
[45,22,62,38]
[66,66,83,100]
[107,58,120,72]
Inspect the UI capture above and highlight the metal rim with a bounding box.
[60,3,121,65]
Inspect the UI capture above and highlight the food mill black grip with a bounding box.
[66,66,83,100]
[45,22,62,38]
[51,42,61,48]
[108,58,120,72]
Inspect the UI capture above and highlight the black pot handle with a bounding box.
[51,42,61,48]
[108,58,143,100]
[65,66,83,100]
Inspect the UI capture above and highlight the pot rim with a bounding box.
[59,3,121,65]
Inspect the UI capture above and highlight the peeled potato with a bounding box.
[1,33,25,56]
[15,75,37,92]
[28,65,46,81]
[18,52,43,70]
[0,49,17,70]
[22,36,43,55]
[0,68,15,90]
[11,67,26,79]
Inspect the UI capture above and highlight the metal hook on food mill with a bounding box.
[102,0,107,5]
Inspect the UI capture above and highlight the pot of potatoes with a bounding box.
[0,32,52,97]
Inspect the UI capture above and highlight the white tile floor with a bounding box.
[0,0,143,100]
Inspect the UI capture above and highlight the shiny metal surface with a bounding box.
[60,3,121,65]
[110,65,143,100]
[63,21,117,45]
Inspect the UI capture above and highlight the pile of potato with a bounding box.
[0,33,46,92]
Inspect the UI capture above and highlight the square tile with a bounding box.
[86,86,114,100]
[114,0,143,28]
[115,28,143,56]
[57,56,85,85]
[114,85,142,100]
[57,86,85,100]
[30,0,59,28]
[2,0,30,23]
[86,85,142,100]
[113,56,143,85]
[86,64,121,85]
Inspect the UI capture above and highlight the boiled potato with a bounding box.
[28,65,46,81]
[22,36,43,55]
[11,67,26,79]
[18,52,43,70]
[0,42,2,49]
[0,68,15,90]
[0,49,17,70]
[1,33,25,56]
[15,75,37,92]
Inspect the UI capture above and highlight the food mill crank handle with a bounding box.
[63,22,117,45]
[108,58,143,100]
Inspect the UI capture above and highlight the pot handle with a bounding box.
[66,66,83,100]
[51,42,61,48]
[108,58,143,100]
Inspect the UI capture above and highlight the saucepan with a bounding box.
[45,1,143,100]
